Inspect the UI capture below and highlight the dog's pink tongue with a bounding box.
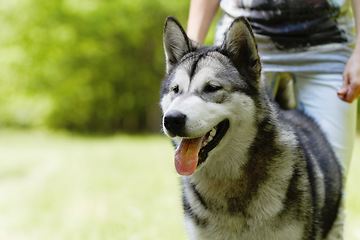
[174,137,203,176]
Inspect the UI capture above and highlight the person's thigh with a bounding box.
[293,72,357,174]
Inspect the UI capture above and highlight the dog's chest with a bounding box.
[182,178,305,240]
[186,212,304,240]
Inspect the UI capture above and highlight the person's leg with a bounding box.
[265,71,357,175]
[293,72,357,240]
[293,72,357,173]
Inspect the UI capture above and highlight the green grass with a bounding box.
[345,132,360,240]
[0,130,359,240]
[0,130,186,240]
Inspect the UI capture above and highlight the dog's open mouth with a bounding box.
[174,119,229,176]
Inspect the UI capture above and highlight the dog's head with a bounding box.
[160,16,262,176]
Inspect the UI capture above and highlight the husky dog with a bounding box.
[160,16,342,240]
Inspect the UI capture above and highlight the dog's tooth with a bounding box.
[202,135,213,148]
[210,129,216,137]
[201,128,217,148]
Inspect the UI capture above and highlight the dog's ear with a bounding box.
[221,17,261,80]
[163,16,198,74]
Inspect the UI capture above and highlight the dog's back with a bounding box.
[279,107,342,239]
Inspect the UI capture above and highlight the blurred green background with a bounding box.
[0,0,359,239]
[0,0,193,134]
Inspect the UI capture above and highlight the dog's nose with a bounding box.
[164,111,186,136]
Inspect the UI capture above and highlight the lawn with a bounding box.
[0,130,359,240]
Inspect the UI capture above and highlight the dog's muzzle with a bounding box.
[163,109,230,175]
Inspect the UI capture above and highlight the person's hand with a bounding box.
[338,49,360,103]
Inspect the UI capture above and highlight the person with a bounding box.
[187,0,360,239]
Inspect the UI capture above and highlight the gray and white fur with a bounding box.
[160,16,342,240]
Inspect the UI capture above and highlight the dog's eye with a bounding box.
[171,85,179,94]
[204,84,222,93]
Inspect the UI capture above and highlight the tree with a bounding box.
[0,0,189,133]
